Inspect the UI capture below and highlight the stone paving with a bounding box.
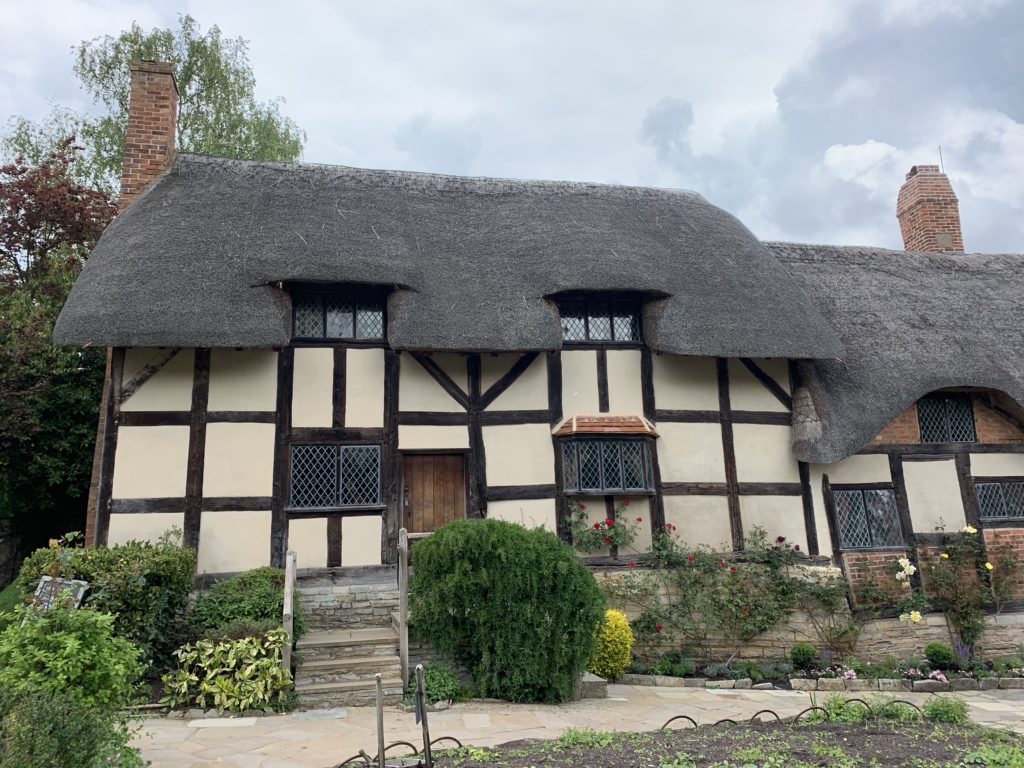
[136,684,1024,768]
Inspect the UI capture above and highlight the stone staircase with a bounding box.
[293,568,404,709]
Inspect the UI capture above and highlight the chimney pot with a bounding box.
[118,60,178,211]
[896,164,964,252]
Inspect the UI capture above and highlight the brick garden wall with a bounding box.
[842,550,910,606]
[984,527,1024,602]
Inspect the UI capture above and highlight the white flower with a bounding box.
[895,571,907,581]
[905,564,917,575]
[962,525,977,534]
[898,557,910,568]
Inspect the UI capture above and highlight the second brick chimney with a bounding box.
[119,60,178,210]
[896,164,964,252]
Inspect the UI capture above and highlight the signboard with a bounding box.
[31,576,89,610]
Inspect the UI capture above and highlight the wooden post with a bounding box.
[282,550,297,673]
[398,528,410,687]
[416,664,432,768]
[375,673,386,768]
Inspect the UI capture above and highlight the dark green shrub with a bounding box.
[0,608,142,712]
[200,617,280,642]
[192,567,304,639]
[408,663,468,704]
[789,642,818,669]
[924,641,955,669]
[923,695,969,724]
[16,533,195,665]
[410,519,604,703]
[0,687,144,768]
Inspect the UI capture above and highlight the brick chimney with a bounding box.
[896,164,964,252]
[119,60,178,210]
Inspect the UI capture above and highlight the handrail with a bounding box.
[282,549,297,673]
[398,528,410,687]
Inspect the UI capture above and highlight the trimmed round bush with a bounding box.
[789,642,818,670]
[192,567,304,639]
[590,609,633,680]
[924,641,955,669]
[410,519,605,703]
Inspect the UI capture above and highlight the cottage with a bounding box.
[56,62,1024,605]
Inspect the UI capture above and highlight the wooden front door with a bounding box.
[402,453,467,534]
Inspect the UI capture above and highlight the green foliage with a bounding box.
[0,607,142,712]
[568,498,643,553]
[589,609,634,680]
[192,567,304,639]
[923,695,970,724]
[924,641,956,669]
[789,643,818,669]
[200,618,280,643]
[555,727,614,749]
[3,15,304,190]
[410,519,605,703]
[408,663,468,705]
[161,629,293,712]
[961,742,1024,767]
[0,687,143,768]
[923,528,990,645]
[16,532,196,665]
[0,583,19,628]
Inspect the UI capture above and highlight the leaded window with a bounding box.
[290,444,381,509]
[917,394,976,443]
[558,297,641,343]
[833,488,904,550]
[292,288,385,340]
[976,480,1024,520]
[562,438,653,493]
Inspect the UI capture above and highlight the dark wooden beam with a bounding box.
[466,354,486,518]
[888,453,922,590]
[718,358,743,550]
[207,411,277,424]
[648,440,667,533]
[821,475,844,568]
[381,349,401,564]
[332,347,346,428]
[120,410,276,426]
[661,482,728,496]
[955,453,981,528]
[654,409,720,423]
[547,351,562,427]
[410,352,470,410]
[291,427,385,443]
[605,495,617,558]
[640,347,655,422]
[95,348,125,546]
[111,496,273,514]
[596,348,610,413]
[479,410,551,426]
[739,357,793,410]
[269,347,294,567]
[830,482,895,491]
[486,484,556,501]
[798,461,819,557]
[398,411,469,426]
[183,349,211,551]
[111,498,183,514]
[738,482,803,496]
[327,516,342,567]
[553,436,569,542]
[119,347,180,404]
[859,442,1024,455]
[480,352,539,409]
[733,411,791,426]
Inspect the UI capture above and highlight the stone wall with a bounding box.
[296,576,399,630]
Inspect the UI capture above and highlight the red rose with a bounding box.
[578,503,587,510]
[719,562,726,568]
[635,517,643,523]
[655,624,664,633]
[628,561,636,567]
[603,536,612,543]
[623,499,631,506]
[605,518,614,527]
[776,535,786,543]
[742,605,749,614]
[687,554,695,562]
[794,544,800,551]
[730,566,737,573]
[593,523,601,530]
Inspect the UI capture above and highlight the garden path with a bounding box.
[136,684,1024,768]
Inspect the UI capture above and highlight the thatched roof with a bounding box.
[54,154,841,357]
[768,242,1024,463]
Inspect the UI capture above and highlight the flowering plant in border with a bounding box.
[569,498,642,553]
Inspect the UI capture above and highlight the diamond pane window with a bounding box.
[918,394,976,443]
[292,288,385,340]
[290,444,382,509]
[977,480,1024,520]
[833,488,904,550]
[562,439,654,493]
[558,296,641,344]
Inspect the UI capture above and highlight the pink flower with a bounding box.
[655,624,664,632]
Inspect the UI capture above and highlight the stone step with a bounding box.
[297,655,402,684]
[296,677,405,709]
[295,627,399,663]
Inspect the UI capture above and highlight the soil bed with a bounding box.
[433,722,1023,767]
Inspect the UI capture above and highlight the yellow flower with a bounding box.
[985,562,994,571]
[48,539,59,548]
[909,610,922,623]
[941,553,949,559]
[899,613,909,621]
[962,525,977,534]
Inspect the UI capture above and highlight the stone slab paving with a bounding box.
[135,685,1024,768]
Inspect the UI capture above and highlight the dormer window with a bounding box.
[917,394,975,443]
[292,287,385,340]
[558,296,641,344]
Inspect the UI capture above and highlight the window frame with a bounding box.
[917,393,976,444]
[830,484,906,551]
[287,443,384,513]
[556,294,643,346]
[290,285,388,343]
[975,477,1024,522]
[560,436,656,495]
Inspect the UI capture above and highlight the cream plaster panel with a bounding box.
[903,459,965,533]
[400,354,466,412]
[483,424,555,486]
[657,423,725,482]
[346,348,385,427]
[561,351,600,414]
[486,355,548,411]
[121,348,193,411]
[607,350,644,414]
[664,496,732,550]
[287,518,328,569]
[819,454,892,485]
[197,511,271,573]
[969,453,1024,477]
[112,426,189,498]
[208,349,277,411]
[398,425,470,450]
[342,516,383,566]
[107,512,184,546]
[292,348,334,427]
[728,359,789,413]
[808,466,834,559]
[203,423,275,497]
[652,355,719,411]
[481,355,515,393]
[741,496,807,552]
[487,499,557,531]
[733,424,800,483]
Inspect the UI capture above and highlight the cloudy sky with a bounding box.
[3,0,1022,251]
